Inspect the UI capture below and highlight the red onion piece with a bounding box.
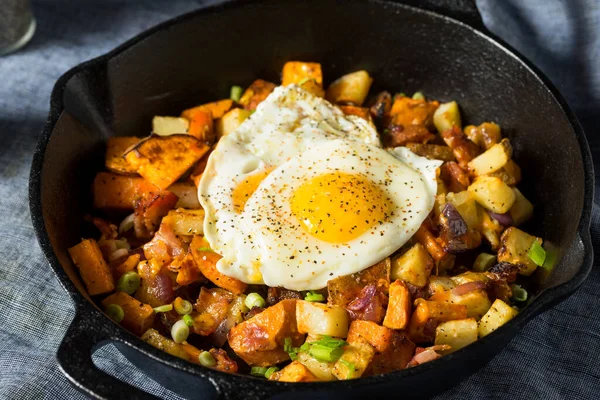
[411,349,440,365]
[452,281,487,296]
[442,203,468,236]
[148,273,175,305]
[346,284,385,323]
[488,211,513,227]
[211,316,236,347]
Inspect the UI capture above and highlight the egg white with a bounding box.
[198,85,441,290]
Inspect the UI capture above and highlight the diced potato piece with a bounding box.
[181,99,234,120]
[269,360,318,382]
[105,136,139,174]
[193,287,235,336]
[446,191,480,229]
[102,292,155,336]
[152,116,189,136]
[142,328,189,360]
[327,258,390,307]
[430,288,492,320]
[228,299,303,366]
[427,276,456,296]
[133,190,178,239]
[487,159,522,186]
[125,134,209,190]
[414,224,454,270]
[332,335,375,380]
[282,61,323,86]
[389,96,439,130]
[297,351,336,381]
[299,78,325,97]
[433,101,461,134]
[383,280,412,330]
[113,253,140,281]
[498,227,542,276]
[405,143,455,162]
[478,299,518,337]
[183,109,214,142]
[408,299,468,343]
[68,239,115,296]
[168,182,201,209]
[449,271,490,286]
[326,70,373,106]
[435,318,478,353]
[464,122,501,150]
[509,188,534,226]
[478,210,502,251]
[215,108,252,138]
[467,138,512,176]
[468,176,516,213]
[239,79,276,111]
[170,250,203,286]
[190,236,247,294]
[93,172,159,210]
[390,243,433,287]
[163,208,205,236]
[296,300,349,338]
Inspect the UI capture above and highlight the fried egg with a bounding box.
[198,85,441,290]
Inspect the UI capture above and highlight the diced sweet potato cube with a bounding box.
[408,299,468,343]
[125,134,209,189]
[328,258,390,308]
[228,299,304,366]
[169,250,204,286]
[181,99,234,120]
[282,61,323,86]
[190,148,212,187]
[239,79,277,111]
[105,136,139,174]
[192,287,235,336]
[333,335,375,380]
[346,320,393,353]
[339,105,373,123]
[93,172,159,210]
[389,96,439,131]
[383,280,412,330]
[184,109,214,142]
[68,239,115,296]
[269,360,318,382]
[189,236,247,294]
[133,190,178,239]
[113,253,141,281]
[102,291,155,336]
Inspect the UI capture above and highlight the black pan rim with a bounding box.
[28,0,595,393]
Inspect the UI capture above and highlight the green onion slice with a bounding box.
[528,241,546,267]
[198,351,216,367]
[116,271,141,295]
[339,359,356,379]
[171,319,190,344]
[230,86,243,102]
[245,293,266,309]
[197,247,214,252]
[265,366,279,379]
[105,304,124,323]
[412,91,425,100]
[473,253,496,272]
[250,366,268,377]
[174,298,193,315]
[308,344,344,363]
[153,304,173,313]
[311,335,348,348]
[182,314,194,327]
[511,284,528,302]
[304,291,325,302]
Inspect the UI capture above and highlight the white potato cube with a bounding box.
[509,188,534,226]
[296,300,349,338]
[152,116,189,136]
[433,101,462,133]
[326,70,373,106]
[297,352,336,381]
[478,299,518,338]
[391,243,433,287]
[215,108,252,138]
[435,318,478,353]
[163,208,205,236]
[468,176,516,213]
[467,138,512,176]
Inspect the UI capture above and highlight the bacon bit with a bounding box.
[384,124,435,147]
[441,126,480,169]
[439,162,470,193]
[407,345,451,367]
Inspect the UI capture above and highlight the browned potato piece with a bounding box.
[181,99,234,120]
[391,243,433,288]
[468,176,516,214]
[215,108,252,138]
[102,292,155,336]
[163,208,205,236]
[299,78,325,97]
[105,136,139,174]
[333,335,375,380]
[467,138,512,176]
[282,61,323,86]
[383,280,412,330]
[414,223,454,270]
[269,361,318,382]
[327,258,390,308]
[93,172,159,211]
[487,159,522,186]
[190,236,247,294]
[125,134,209,189]
[405,143,455,161]
[408,299,468,343]
[68,239,115,296]
[464,122,501,150]
[228,299,304,366]
[498,227,543,276]
[239,79,276,110]
[326,70,373,106]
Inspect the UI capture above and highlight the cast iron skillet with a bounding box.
[29,0,594,399]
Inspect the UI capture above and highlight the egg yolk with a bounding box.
[232,169,272,213]
[290,172,390,243]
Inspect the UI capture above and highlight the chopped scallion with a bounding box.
[473,253,496,272]
[339,359,356,379]
[245,292,266,309]
[171,319,189,344]
[198,351,216,367]
[265,366,279,379]
[412,91,425,100]
[311,335,348,348]
[105,304,124,323]
[182,314,194,327]
[511,284,528,302]
[174,297,193,315]
[528,241,546,267]
[116,271,140,295]
[153,304,173,313]
[304,291,325,302]
[250,366,268,377]
[197,247,214,253]
[230,85,243,102]
[308,344,344,363]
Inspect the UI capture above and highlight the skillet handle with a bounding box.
[57,310,158,400]
[391,0,485,30]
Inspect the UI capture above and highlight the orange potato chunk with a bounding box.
[101,291,155,336]
[68,238,115,296]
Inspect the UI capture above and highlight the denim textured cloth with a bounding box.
[0,0,599,399]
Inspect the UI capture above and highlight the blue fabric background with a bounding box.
[0,0,599,398]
